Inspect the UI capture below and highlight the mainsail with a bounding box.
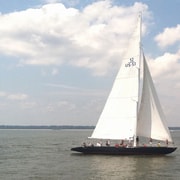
[90,14,173,144]
[90,15,141,140]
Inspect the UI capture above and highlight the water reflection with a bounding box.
[85,155,176,180]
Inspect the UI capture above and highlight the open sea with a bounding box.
[0,129,179,180]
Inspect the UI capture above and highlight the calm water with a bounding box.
[0,129,179,180]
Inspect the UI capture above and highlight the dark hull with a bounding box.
[71,146,177,155]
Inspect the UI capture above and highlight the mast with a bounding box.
[90,13,143,141]
[133,12,142,147]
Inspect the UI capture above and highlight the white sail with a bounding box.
[90,15,141,140]
[90,13,173,144]
[137,54,173,142]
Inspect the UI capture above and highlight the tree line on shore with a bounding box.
[0,125,95,129]
[0,125,179,130]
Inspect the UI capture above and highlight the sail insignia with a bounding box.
[125,57,136,67]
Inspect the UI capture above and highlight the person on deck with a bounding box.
[106,140,110,146]
[136,136,139,146]
[166,139,168,147]
[120,140,124,146]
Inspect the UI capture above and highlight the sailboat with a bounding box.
[71,14,177,155]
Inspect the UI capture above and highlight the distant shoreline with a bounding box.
[0,125,95,130]
[0,125,179,130]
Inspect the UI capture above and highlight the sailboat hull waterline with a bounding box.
[71,146,177,155]
[71,13,177,155]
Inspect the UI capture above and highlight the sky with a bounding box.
[0,0,179,126]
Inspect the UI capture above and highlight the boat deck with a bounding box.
[71,146,177,155]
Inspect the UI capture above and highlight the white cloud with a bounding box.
[51,68,59,75]
[148,51,180,78]
[7,93,28,101]
[147,50,180,100]
[0,91,7,97]
[0,91,28,101]
[0,1,150,76]
[146,50,180,125]
[155,24,180,48]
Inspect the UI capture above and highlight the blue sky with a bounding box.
[0,0,179,126]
